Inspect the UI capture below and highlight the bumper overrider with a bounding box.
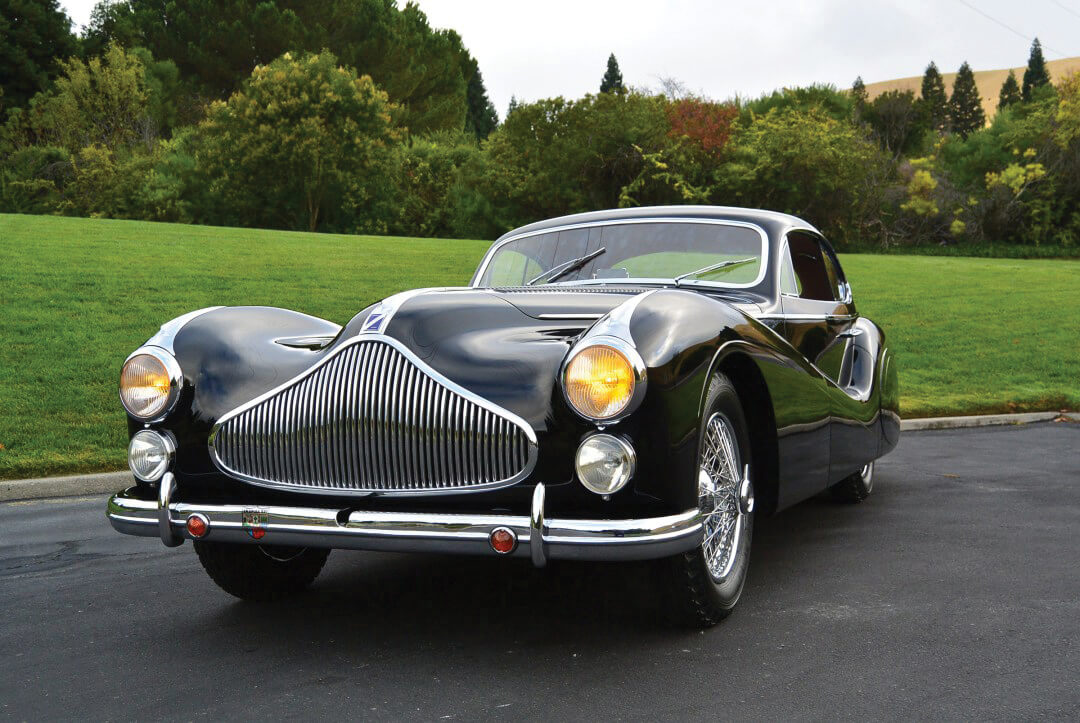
[107,473,704,567]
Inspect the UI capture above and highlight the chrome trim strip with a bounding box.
[471,218,770,290]
[107,486,703,564]
[208,334,539,496]
[144,307,224,354]
[536,313,605,320]
[755,313,857,322]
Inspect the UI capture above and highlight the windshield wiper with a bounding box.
[673,257,757,286]
[526,247,607,286]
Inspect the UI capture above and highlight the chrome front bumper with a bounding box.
[107,474,703,567]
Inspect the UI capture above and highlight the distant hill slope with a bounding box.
[863,56,1080,120]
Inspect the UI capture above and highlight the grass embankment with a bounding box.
[2,214,1078,479]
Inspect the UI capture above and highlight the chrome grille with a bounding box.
[209,336,536,495]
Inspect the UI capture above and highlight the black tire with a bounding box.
[661,373,755,628]
[829,462,874,503]
[194,541,330,601]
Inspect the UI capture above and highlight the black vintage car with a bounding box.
[108,206,899,626]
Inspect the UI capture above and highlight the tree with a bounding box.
[920,61,948,131]
[0,0,79,110]
[599,53,624,94]
[1022,38,1050,102]
[7,42,151,152]
[720,107,887,242]
[864,89,926,156]
[998,70,1021,111]
[948,62,985,138]
[461,55,497,140]
[195,51,401,233]
[851,76,867,120]
[89,0,471,134]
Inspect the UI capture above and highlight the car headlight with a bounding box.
[563,338,645,421]
[128,429,175,482]
[575,434,636,495]
[119,347,182,421]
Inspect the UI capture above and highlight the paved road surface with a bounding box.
[2,423,1078,720]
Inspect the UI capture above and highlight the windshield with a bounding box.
[476,221,767,288]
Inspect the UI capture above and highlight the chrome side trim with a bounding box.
[755,313,858,322]
[208,334,539,496]
[471,218,770,290]
[144,307,224,354]
[106,486,704,564]
[536,313,605,320]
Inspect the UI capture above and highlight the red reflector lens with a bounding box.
[186,514,208,538]
[489,527,516,554]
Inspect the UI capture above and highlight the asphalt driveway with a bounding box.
[2,422,1078,720]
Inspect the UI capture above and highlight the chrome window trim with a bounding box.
[471,218,770,290]
[119,346,184,423]
[208,333,539,497]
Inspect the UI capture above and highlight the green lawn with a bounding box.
[1,214,1078,479]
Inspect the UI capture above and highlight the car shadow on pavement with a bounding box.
[191,493,853,649]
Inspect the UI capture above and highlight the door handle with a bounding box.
[837,328,863,338]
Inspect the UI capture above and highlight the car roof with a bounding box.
[493,205,823,243]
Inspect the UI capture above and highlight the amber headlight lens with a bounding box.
[564,344,637,420]
[120,349,179,420]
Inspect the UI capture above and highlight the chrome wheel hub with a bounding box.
[699,413,751,583]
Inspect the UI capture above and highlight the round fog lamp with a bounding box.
[128,430,175,482]
[575,434,636,495]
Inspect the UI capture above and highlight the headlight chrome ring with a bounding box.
[561,335,647,423]
[128,429,176,483]
[119,346,183,422]
[575,434,636,495]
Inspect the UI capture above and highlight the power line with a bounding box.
[1049,0,1080,22]
[952,0,1067,57]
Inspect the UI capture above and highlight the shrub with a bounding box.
[193,51,401,233]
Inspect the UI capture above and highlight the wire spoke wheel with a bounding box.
[699,412,750,583]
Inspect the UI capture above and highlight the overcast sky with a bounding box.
[60,0,1080,116]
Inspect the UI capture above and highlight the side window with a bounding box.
[786,232,835,302]
[820,243,849,302]
[779,243,799,295]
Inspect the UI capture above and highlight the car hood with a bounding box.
[337,287,647,432]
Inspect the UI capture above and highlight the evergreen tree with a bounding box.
[948,61,985,138]
[1021,37,1050,102]
[998,70,1021,111]
[505,95,520,120]
[920,61,948,131]
[851,76,867,120]
[0,0,80,110]
[599,53,625,94]
[463,61,498,140]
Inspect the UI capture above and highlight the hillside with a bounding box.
[863,56,1080,120]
